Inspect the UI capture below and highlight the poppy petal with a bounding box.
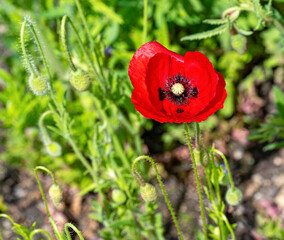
[183,51,219,116]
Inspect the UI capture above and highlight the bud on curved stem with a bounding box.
[60,15,104,92]
[38,111,62,157]
[20,18,53,87]
[132,156,184,240]
[34,166,64,240]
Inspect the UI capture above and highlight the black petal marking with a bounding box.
[159,87,165,101]
[176,108,184,113]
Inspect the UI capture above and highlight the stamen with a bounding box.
[161,73,198,106]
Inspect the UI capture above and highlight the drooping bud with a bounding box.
[225,187,242,206]
[231,34,247,55]
[70,69,91,92]
[140,183,157,202]
[193,148,209,166]
[46,141,62,157]
[49,184,63,206]
[29,75,49,96]
[112,189,127,204]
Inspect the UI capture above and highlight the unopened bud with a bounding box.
[225,187,242,206]
[70,69,91,92]
[140,183,157,202]
[193,148,209,166]
[231,34,247,55]
[49,184,63,206]
[46,141,62,157]
[29,75,49,96]
[112,189,126,204]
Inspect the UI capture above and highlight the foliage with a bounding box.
[249,86,284,151]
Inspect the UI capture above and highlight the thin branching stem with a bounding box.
[20,19,37,76]
[132,156,184,240]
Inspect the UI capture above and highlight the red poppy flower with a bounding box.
[128,41,227,123]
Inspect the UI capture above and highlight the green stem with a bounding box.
[34,166,57,217]
[67,134,98,184]
[195,122,200,150]
[132,156,184,240]
[212,149,235,191]
[61,15,104,91]
[0,214,29,240]
[93,97,130,168]
[30,229,53,240]
[74,0,94,49]
[223,214,236,240]
[74,0,106,80]
[64,223,85,240]
[20,19,37,76]
[184,123,207,240]
[27,21,52,81]
[61,16,77,72]
[39,110,53,145]
[34,167,64,240]
[143,0,148,44]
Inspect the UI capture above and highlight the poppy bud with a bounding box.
[46,141,62,157]
[70,69,91,92]
[225,187,242,206]
[29,75,49,96]
[193,148,209,166]
[112,189,126,204]
[49,184,63,206]
[231,34,247,55]
[140,183,157,202]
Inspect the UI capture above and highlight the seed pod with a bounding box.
[193,148,209,166]
[112,189,126,204]
[231,34,247,55]
[29,75,49,96]
[140,183,157,202]
[225,187,242,206]
[49,184,63,206]
[70,69,91,92]
[46,141,62,157]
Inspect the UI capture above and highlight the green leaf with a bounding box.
[264,141,284,151]
[273,86,284,117]
[181,24,227,41]
[203,18,228,25]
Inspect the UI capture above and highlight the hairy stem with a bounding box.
[61,16,77,72]
[132,156,184,240]
[184,123,207,240]
[20,19,37,76]
[34,166,63,240]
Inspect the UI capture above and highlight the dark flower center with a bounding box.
[159,73,198,107]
